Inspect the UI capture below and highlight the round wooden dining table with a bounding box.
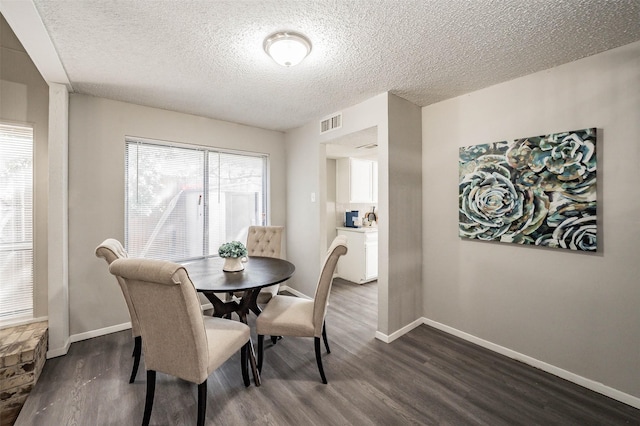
[181,255,295,386]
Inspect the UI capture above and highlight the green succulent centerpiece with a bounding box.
[218,241,248,258]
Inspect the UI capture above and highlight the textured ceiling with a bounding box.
[27,0,640,132]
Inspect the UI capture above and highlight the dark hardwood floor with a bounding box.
[15,278,639,425]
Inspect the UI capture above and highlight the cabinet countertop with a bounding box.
[337,226,379,233]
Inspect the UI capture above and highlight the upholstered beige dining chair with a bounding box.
[245,226,285,304]
[255,235,347,384]
[109,258,250,426]
[95,238,214,383]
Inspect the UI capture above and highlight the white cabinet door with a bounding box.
[336,159,350,204]
[337,229,378,284]
[336,230,365,283]
[349,158,373,203]
[336,158,377,204]
[364,241,378,280]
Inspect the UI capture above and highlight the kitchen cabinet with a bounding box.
[337,158,378,204]
[336,227,378,284]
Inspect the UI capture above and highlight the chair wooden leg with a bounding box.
[130,336,142,383]
[322,321,331,354]
[197,381,207,426]
[257,335,264,373]
[241,343,250,387]
[314,337,328,384]
[142,370,156,426]
[270,335,280,344]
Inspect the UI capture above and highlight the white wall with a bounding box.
[286,92,422,337]
[286,94,389,299]
[386,94,422,335]
[422,41,640,401]
[68,94,287,337]
[284,122,324,297]
[326,159,338,247]
[47,83,69,356]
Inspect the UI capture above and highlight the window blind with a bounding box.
[0,123,34,323]
[208,152,267,255]
[125,142,205,261]
[125,139,267,262]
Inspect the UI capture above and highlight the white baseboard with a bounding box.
[48,322,132,358]
[374,317,640,409]
[375,318,423,343]
[279,284,311,299]
[44,306,640,409]
[420,317,640,410]
[69,322,132,344]
[47,338,70,359]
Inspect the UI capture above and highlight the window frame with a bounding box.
[124,136,269,262]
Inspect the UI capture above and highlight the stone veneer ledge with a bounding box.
[0,321,48,426]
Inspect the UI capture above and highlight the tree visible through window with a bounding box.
[125,139,267,261]
[0,123,34,324]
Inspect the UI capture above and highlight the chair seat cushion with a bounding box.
[256,284,279,305]
[255,295,315,337]
[204,317,250,374]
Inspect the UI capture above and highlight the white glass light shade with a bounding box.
[264,32,312,67]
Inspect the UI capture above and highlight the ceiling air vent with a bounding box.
[320,113,342,134]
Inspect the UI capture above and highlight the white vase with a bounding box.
[222,257,245,272]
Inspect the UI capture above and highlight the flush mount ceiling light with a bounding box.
[264,31,312,67]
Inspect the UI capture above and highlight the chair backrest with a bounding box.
[95,238,141,337]
[246,226,284,258]
[312,235,348,336]
[109,258,210,384]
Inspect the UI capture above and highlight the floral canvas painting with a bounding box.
[459,128,597,251]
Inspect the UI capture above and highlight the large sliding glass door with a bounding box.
[125,138,267,261]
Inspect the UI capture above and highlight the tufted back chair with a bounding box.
[242,226,285,304]
[246,226,284,258]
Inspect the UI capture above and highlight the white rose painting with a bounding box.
[459,128,597,251]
